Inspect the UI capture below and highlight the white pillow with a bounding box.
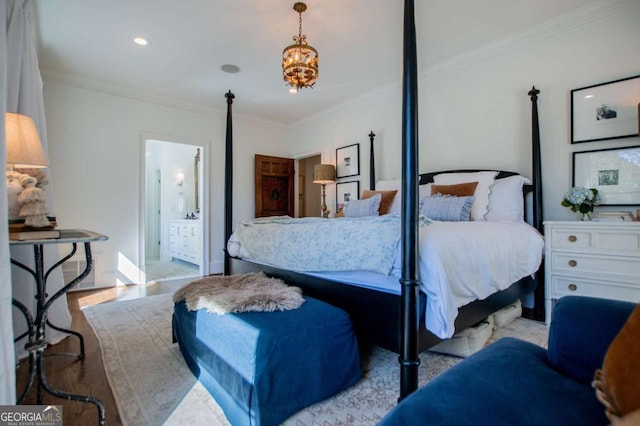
[376,179,401,213]
[344,193,381,217]
[375,179,401,190]
[433,171,498,221]
[419,183,432,204]
[375,179,431,214]
[486,175,531,222]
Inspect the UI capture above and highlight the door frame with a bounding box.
[145,167,161,260]
[139,131,210,282]
[294,151,322,218]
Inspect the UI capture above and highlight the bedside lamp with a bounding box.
[5,112,49,224]
[5,112,47,169]
[313,164,335,218]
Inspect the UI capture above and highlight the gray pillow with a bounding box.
[420,195,475,221]
[344,193,382,217]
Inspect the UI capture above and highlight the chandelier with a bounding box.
[282,2,318,93]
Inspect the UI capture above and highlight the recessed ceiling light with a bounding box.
[134,36,149,46]
[221,64,241,74]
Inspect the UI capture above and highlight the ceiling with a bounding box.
[34,0,598,125]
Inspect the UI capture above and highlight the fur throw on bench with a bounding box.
[173,272,305,314]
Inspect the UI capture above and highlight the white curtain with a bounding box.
[6,0,71,359]
[1,0,17,405]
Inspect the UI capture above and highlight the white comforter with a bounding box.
[404,220,544,337]
[228,216,543,339]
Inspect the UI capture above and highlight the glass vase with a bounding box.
[577,211,592,221]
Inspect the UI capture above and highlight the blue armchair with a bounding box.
[379,296,636,426]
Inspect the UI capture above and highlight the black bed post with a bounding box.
[399,0,420,401]
[528,86,545,321]
[224,90,235,275]
[369,131,376,190]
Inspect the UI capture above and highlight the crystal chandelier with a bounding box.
[282,2,318,93]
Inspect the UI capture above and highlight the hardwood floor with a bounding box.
[14,280,189,426]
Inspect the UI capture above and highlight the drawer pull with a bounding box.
[568,260,577,267]
[568,284,577,291]
[568,235,577,242]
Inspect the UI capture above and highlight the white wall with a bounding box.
[287,1,640,220]
[43,81,286,286]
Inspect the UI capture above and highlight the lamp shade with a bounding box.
[5,112,47,168]
[313,164,335,184]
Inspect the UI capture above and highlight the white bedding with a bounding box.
[409,220,543,338]
[228,218,543,339]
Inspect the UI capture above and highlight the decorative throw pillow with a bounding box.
[593,303,640,422]
[375,179,431,214]
[486,175,531,222]
[433,171,498,221]
[420,195,474,221]
[343,193,382,217]
[361,190,398,215]
[617,409,640,426]
[431,182,478,197]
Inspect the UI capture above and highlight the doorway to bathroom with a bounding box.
[143,139,206,282]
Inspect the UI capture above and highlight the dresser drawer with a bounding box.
[550,275,640,303]
[550,229,593,249]
[550,252,640,283]
[550,227,640,255]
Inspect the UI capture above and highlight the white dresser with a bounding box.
[544,220,640,323]
[169,220,202,266]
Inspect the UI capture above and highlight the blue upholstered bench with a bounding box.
[173,296,361,426]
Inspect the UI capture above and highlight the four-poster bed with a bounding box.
[222,0,544,400]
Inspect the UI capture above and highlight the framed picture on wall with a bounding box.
[573,145,640,205]
[336,180,360,209]
[571,74,640,144]
[336,143,360,178]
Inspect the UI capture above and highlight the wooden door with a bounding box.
[255,154,295,218]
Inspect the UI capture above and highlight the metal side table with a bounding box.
[11,229,108,426]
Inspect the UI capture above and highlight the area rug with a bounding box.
[84,293,548,426]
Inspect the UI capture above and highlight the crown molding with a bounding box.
[40,69,287,129]
[291,0,637,128]
[289,79,400,129]
[421,0,637,81]
[40,0,635,130]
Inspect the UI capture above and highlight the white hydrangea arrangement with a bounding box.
[561,187,601,220]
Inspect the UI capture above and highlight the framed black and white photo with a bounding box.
[336,143,360,178]
[573,145,640,205]
[336,180,360,210]
[571,74,640,144]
